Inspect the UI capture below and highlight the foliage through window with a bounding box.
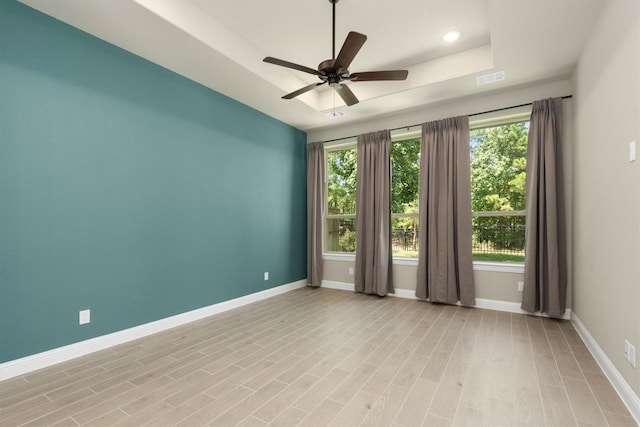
[323,120,529,265]
[324,139,421,257]
[391,138,420,258]
[470,121,529,262]
[325,147,356,253]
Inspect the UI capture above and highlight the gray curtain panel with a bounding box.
[355,130,394,296]
[307,141,325,287]
[522,98,567,317]
[416,116,475,305]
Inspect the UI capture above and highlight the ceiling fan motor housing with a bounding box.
[319,59,350,84]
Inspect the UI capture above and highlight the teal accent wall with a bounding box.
[0,1,307,363]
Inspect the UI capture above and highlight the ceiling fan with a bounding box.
[263,0,408,106]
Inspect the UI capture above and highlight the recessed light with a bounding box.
[442,30,461,43]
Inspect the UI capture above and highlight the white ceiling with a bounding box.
[20,0,603,132]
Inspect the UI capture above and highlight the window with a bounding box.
[323,117,529,266]
[324,137,421,257]
[391,137,420,258]
[470,121,529,263]
[325,145,357,253]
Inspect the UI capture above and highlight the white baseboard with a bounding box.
[320,281,420,301]
[0,280,307,382]
[321,280,356,292]
[475,298,572,320]
[389,288,421,300]
[321,280,571,319]
[571,313,640,425]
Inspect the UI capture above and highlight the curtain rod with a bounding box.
[320,95,572,144]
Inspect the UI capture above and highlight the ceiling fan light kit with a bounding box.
[325,110,345,118]
[263,0,408,106]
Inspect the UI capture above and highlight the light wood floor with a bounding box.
[0,287,636,427]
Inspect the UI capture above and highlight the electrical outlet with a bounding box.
[79,309,91,325]
[517,281,524,292]
[264,272,269,281]
[348,267,354,276]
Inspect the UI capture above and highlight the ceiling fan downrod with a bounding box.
[330,0,339,59]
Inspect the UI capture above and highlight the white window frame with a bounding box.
[324,141,357,255]
[390,130,421,260]
[468,111,531,273]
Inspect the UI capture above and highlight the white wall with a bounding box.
[307,80,571,143]
[572,0,640,397]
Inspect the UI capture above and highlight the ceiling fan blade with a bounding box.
[334,32,367,71]
[282,82,327,100]
[334,83,359,106]
[350,70,409,81]
[263,57,320,76]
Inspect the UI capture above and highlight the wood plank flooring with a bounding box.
[0,287,636,426]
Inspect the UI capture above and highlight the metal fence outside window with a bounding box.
[472,213,525,259]
[327,214,525,261]
[392,227,418,253]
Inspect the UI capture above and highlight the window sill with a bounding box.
[323,253,417,266]
[323,254,525,273]
[323,253,356,262]
[472,261,524,273]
